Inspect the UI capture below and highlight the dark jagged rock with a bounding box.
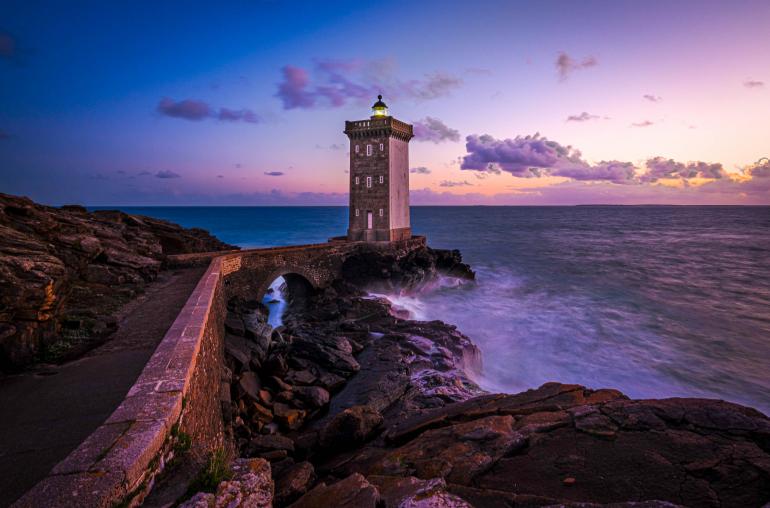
[288,473,380,508]
[0,193,236,370]
[275,461,316,506]
[320,384,770,508]
[338,244,475,294]
[215,241,770,508]
[318,405,384,451]
[293,386,330,408]
[369,475,472,507]
[250,435,294,452]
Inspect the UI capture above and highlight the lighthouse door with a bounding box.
[367,211,373,229]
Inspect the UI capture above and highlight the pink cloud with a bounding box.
[413,117,460,143]
[556,52,597,81]
[275,59,461,110]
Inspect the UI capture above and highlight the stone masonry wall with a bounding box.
[349,135,391,240]
[14,258,229,508]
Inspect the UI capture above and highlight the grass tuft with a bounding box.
[185,449,232,496]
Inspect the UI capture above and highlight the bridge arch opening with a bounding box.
[261,273,315,326]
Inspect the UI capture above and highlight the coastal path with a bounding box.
[0,266,206,507]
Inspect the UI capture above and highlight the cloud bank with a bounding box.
[275,59,461,110]
[413,117,460,143]
[157,98,260,124]
[459,133,763,190]
[155,170,181,179]
[642,157,728,182]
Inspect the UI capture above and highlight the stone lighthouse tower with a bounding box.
[344,95,414,242]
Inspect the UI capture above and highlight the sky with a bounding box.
[1,0,769,205]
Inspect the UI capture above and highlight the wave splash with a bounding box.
[372,264,770,415]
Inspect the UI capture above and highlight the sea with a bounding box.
[108,206,770,415]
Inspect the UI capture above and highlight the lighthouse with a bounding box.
[344,96,414,242]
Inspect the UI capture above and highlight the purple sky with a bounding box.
[1,1,769,205]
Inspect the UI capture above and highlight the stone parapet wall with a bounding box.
[14,258,229,508]
[15,237,427,507]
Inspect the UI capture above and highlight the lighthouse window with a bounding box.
[379,143,384,151]
[355,145,359,153]
[366,176,372,188]
[379,175,383,184]
[366,144,372,156]
[355,209,359,216]
[379,208,383,216]
[355,176,359,185]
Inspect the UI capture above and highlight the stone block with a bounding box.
[51,422,131,475]
[105,390,183,430]
[13,471,126,508]
[90,419,168,489]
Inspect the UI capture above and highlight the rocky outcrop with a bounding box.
[196,242,770,507]
[322,383,770,507]
[339,244,475,294]
[179,458,273,508]
[0,193,236,370]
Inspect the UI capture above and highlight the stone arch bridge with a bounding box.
[172,236,426,302]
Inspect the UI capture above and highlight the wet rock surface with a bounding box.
[0,193,235,371]
[202,244,769,507]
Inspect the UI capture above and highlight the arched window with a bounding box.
[366,176,372,188]
[366,144,372,156]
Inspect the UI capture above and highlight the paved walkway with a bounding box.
[0,266,206,507]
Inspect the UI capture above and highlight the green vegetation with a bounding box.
[186,449,232,496]
[170,423,192,454]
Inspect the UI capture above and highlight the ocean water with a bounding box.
[112,206,770,414]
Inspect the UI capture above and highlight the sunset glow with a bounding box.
[1,0,769,205]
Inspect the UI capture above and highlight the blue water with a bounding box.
[107,206,770,414]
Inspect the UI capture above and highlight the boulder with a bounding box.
[288,473,379,508]
[225,334,251,368]
[293,386,330,408]
[290,332,360,375]
[274,402,306,430]
[238,371,261,401]
[251,402,273,424]
[244,317,272,363]
[275,461,316,506]
[319,405,383,450]
[225,314,246,336]
[368,475,472,508]
[249,434,295,453]
[285,369,317,386]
